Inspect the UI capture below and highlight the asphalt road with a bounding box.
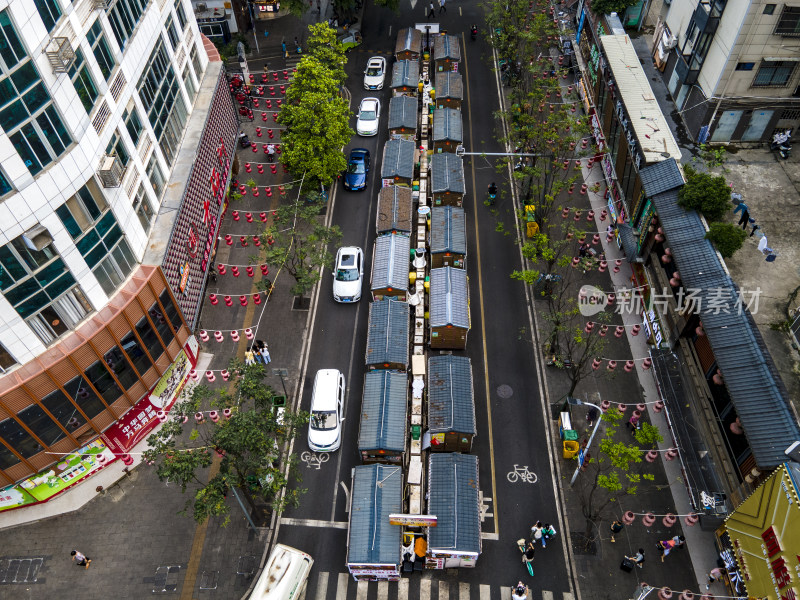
[275,0,574,596]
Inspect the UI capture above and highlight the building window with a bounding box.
[106,129,130,166]
[753,60,797,86]
[0,13,72,177]
[147,154,166,198]
[17,402,70,446]
[764,4,776,14]
[182,65,197,103]
[174,0,188,30]
[108,0,146,51]
[55,179,106,239]
[190,43,204,81]
[87,20,116,81]
[0,417,41,459]
[92,237,136,296]
[159,288,183,332]
[0,237,93,346]
[164,15,180,50]
[135,316,164,357]
[775,6,800,36]
[0,342,17,373]
[34,0,62,34]
[84,360,122,404]
[68,48,99,114]
[103,345,137,388]
[149,300,175,347]
[735,62,755,71]
[0,168,12,196]
[121,330,152,375]
[40,387,88,437]
[123,104,143,146]
[133,182,156,233]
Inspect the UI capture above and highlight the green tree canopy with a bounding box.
[143,362,308,525]
[705,221,747,258]
[678,164,731,222]
[589,0,640,16]
[303,23,347,84]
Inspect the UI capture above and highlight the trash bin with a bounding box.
[563,429,578,442]
[563,440,580,459]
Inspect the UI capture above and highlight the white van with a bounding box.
[307,369,345,452]
[249,544,313,600]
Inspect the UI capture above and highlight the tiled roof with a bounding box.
[391,60,419,89]
[639,159,685,197]
[427,355,475,434]
[377,186,414,234]
[388,96,418,130]
[358,371,408,452]
[429,267,469,328]
[395,28,421,55]
[427,453,480,554]
[435,72,463,100]
[348,464,403,565]
[430,206,466,255]
[371,233,410,292]
[433,108,463,143]
[430,153,465,194]
[365,298,410,368]
[433,35,461,62]
[381,139,416,180]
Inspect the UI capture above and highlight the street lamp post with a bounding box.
[567,397,602,486]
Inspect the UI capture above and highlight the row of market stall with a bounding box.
[345,26,482,581]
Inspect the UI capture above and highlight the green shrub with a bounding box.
[705,222,747,258]
[678,164,731,222]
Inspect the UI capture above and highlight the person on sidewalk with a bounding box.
[71,550,91,569]
[626,413,640,432]
[253,344,263,364]
[609,520,624,542]
[267,144,276,163]
[586,407,599,428]
[281,40,288,58]
[439,0,446,13]
[245,350,255,366]
[260,343,271,365]
[657,535,685,562]
[512,582,528,600]
[427,1,436,18]
[531,522,544,546]
[707,567,726,589]
[625,548,645,568]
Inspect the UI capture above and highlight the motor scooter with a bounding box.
[238,132,251,149]
[470,25,477,41]
[771,129,792,160]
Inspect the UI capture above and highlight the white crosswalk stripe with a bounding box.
[306,571,572,599]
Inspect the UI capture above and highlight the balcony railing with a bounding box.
[44,37,75,74]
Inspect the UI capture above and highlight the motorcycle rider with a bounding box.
[487,182,497,197]
[470,24,478,40]
[512,582,528,600]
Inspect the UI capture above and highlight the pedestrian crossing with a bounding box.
[300,571,575,600]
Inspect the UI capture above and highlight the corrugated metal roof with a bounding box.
[358,371,408,452]
[639,159,685,197]
[435,72,463,100]
[617,223,644,263]
[371,233,411,292]
[388,96,418,130]
[391,60,419,89]
[650,187,799,468]
[434,35,461,62]
[430,206,466,255]
[599,35,682,165]
[433,108,463,143]
[381,139,416,180]
[428,355,475,434]
[377,186,414,234]
[395,28,421,55]
[348,464,403,565]
[366,298,410,368]
[429,267,469,328]
[430,153,465,194]
[427,453,480,554]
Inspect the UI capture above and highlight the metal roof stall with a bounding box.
[381,139,417,187]
[427,355,475,452]
[426,453,481,568]
[376,185,414,235]
[433,35,461,73]
[365,298,410,371]
[429,266,470,349]
[430,206,466,269]
[395,27,422,61]
[391,60,420,96]
[358,371,409,464]
[388,96,418,140]
[347,464,403,581]
[430,153,465,207]
[432,108,463,154]
[371,233,411,301]
[435,72,463,110]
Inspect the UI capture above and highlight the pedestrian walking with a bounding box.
[294,36,301,53]
[707,567,726,589]
[245,350,255,366]
[738,210,750,229]
[281,40,288,58]
[520,540,535,563]
[586,407,599,428]
[260,344,271,365]
[253,344,263,364]
[427,1,436,18]
[626,412,640,432]
[266,143,276,162]
[439,0,447,13]
[531,522,544,546]
[609,520,624,542]
[624,548,645,569]
[542,523,556,547]
[71,550,91,569]
[657,535,685,562]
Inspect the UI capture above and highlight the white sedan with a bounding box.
[356,97,381,136]
[332,246,364,302]
[363,56,387,90]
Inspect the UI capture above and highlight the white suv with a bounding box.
[332,246,364,302]
[308,369,345,452]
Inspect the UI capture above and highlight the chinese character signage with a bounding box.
[724,463,800,600]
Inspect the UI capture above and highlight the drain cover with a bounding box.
[497,384,513,399]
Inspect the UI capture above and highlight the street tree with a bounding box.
[301,23,347,85]
[259,198,342,307]
[589,0,640,17]
[574,408,664,543]
[143,362,309,525]
[678,164,731,222]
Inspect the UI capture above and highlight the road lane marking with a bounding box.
[337,573,349,600]
[279,517,348,528]
[398,578,409,598]
[420,577,431,599]
[315,571,329,600]
[357,580,369,600]
[378,580,389,600]
[543,591,554,600]
[460,581,471,600]
[480,584,492,600]
[439,580,449,600]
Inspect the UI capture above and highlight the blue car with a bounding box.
[343,148,370,191]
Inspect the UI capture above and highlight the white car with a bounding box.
[356,97,381,136]
[332,246,364,302]
[308,369,345,452]
[363,56,387,90]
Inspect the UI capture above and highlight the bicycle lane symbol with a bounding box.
[507,464,538,484]
[300,451,330,470]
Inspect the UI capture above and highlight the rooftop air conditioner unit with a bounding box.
[664,35,678,49]
[98,153,126,188]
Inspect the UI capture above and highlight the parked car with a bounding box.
[356,97,381,136]
[338,26,362,51]
[307,369,345,452]
[343,148,370,191]
[332,246,364,302]
[363,56,387,90]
